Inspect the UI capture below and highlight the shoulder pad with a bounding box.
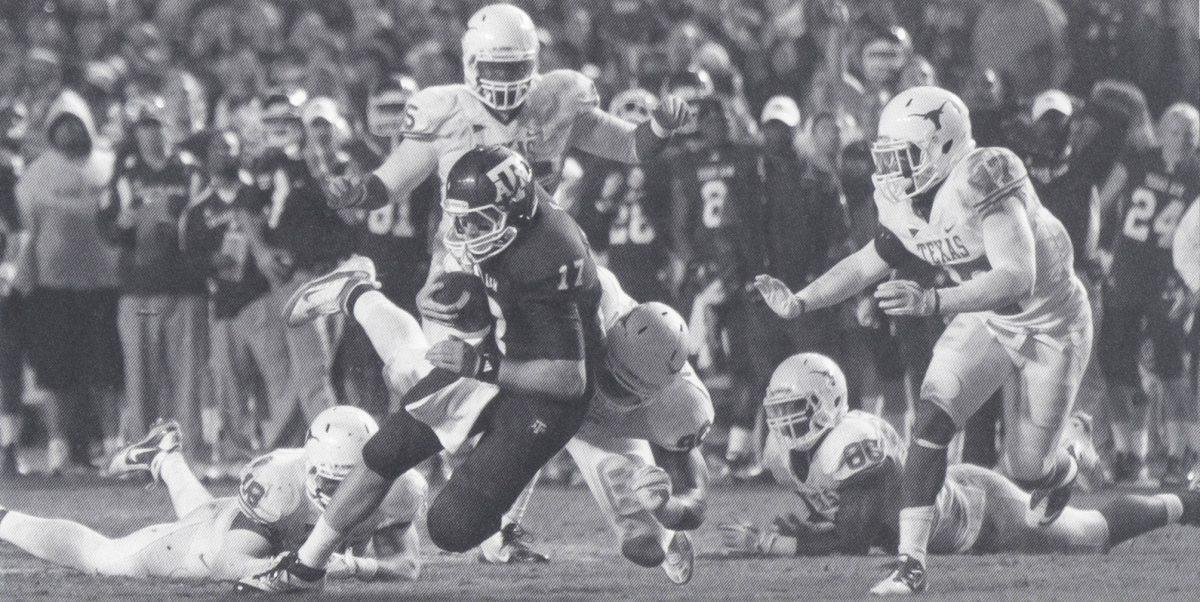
[535,70,600,115]
[403,85,466,141]
[960,147,1028,215]
[645,373,714,451]
[237,449,306,525]
[811,413,890,486]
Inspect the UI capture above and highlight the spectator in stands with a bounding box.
[971,0,1070,100]
[254,91,350,446]
[15,89,123,474]
[182,129,291,471]
[97,98,209,464]
[744,94,848,468]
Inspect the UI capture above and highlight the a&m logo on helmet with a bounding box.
[486,152,533,208]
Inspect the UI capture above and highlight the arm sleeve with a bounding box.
[570,107,640,165]
[873,225,920,268]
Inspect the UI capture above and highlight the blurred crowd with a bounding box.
[0,0,1196,489]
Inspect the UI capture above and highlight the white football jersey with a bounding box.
[381,69,622,195]
[764,410,905,523]
[583,268,715,451]
[236,449,425,552]
[876,146,1087,334]
[764,411,983,552]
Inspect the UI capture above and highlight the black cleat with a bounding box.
[1028,456,1078,527]
[234,551,326,594]
[501,523,550,563]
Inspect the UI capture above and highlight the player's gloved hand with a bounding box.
[718,521,775,558]
[772,512,835,538]
[426,336,482,376]
[754,274,806,319]
[874,279,939,317]
[323,174,365,209]
[650,94,694,137]
[417,277,472,324]
[631,463,672,512]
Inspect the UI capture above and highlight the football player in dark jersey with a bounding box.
[1097,102,1200,486]
[671,95,765,477]
[239,145,603,593]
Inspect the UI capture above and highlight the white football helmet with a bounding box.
[871,85,974,203]
[303,406,379,510]
[462,4,539,112]
[764,353,847,452]
[602,301,689,411]
[609,88,658,124]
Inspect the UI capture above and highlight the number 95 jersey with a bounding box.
[875,146,1088,334]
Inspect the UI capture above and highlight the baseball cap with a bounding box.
[1032,90,1073,122]
[760,95,801,128]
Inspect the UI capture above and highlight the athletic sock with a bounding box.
[503,472,539,528]
[1099,494,1171,548]
[897,506,935,565]
[344,282,375,315]
[297,516,342,570]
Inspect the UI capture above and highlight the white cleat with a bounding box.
[871,554,927,596]
[107,419,181,482]
[283,255,380,327]
[661,531,694,585]
[1062,412,1103,491]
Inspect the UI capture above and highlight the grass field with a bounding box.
[2,476,1199,600]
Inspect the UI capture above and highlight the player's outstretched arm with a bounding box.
[571,97,693,165]
[323,137,439,211]
[636,445,710,531]
[935,196,1036,315]
[211,526,284,581]
[755,241,891,319]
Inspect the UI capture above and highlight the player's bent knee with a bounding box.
[912,400,957,448]
[426,488,500,553]
[621,532,665,568]
[362,412,442,481]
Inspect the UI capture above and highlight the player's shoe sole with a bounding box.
[234,552,326,594]
[107,419,181,480]
[283,255,380,327]
[661,531,694,585]
[1027,455,1078,527]
[871,554,927,596]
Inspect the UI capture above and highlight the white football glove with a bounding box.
[718,521,775,558]
[753,274,805,319]
[630,464,672,512]
[873,279,938,317]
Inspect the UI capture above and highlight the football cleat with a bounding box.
[283,255,380,327]
[234,551,325,594]
[1027,455,1078,527]
[1062,412,1104,491]
[107,419,181,482]
[661,531,694,585]
[871,554,928,596]
[478,523,550,564]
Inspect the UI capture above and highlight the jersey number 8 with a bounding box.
[700,179,727,229]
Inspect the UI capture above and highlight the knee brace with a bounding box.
[426,479,502,553]
[912,400,957,449]
[362,411,443,480]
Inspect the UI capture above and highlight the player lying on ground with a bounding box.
[754,86,1093,595]
[718,353,1200,559]
[475,267,713,584]
[238,145,606,593]
[0,408,426,582]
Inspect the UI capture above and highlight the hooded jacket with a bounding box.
[15,89,119,290]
